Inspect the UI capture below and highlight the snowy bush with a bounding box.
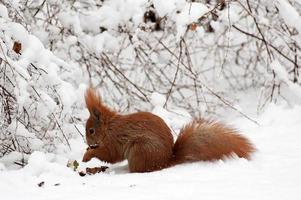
[1,0,301,165]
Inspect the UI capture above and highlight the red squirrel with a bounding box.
[82,88,255,172]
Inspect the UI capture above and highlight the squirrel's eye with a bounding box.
[89,128,95,134]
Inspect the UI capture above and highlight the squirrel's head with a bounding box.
[85,87,116,148]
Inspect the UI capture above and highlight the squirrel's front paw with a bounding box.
[82,151,93,162]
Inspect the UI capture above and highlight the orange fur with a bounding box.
[82,88,255,173]
[173,119,255,164]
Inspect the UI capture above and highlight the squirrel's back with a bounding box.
[111,112,175,172]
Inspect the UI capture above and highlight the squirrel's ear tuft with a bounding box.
[85,87,116,120]
[91,108,100,121]
[85,87,102,118]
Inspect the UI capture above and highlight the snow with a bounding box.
[275,0,301,46]
[93,32,120,55]
[175,2,209,39]
[150,92,191,133]
[153,0,177,17]
[271,59,290,83]
[271,59,301,101]
[276,0,301,36]
[1,1,301,200]
[58,11,82,35]
[1,104,301,200]
[0,4,8,19]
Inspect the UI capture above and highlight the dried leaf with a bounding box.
[189,23,198,31]
[13,41,22,54]
[79,171,86,177]
[86,166,108,175]
[67,160,80,171]
[38,181,45,187]
[73,160,79,171]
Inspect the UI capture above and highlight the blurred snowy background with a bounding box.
[1,0,301,162]
[0,0,301,199]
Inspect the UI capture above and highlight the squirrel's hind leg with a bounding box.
[126,139,172,173]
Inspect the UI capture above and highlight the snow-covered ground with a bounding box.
[0,103,300,200]
[1,1,301,199]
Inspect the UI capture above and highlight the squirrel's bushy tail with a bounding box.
[172,119,255,164]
